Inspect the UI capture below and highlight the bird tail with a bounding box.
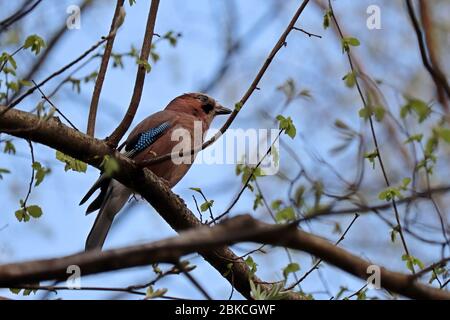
[79,172,111,212]
[85,179,131,251]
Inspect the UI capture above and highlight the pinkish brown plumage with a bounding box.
[80,93,231,250]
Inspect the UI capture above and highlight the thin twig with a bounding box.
[441,278,450,289]
[200,2,286,93]
[31,80,79,131]
[137,0,312,167]
[344,283,368,300]
[106,0,160,147]
[0,105,306,300]
[127,263,194,291]
[86,0,125,136]
[11,0,95,101]
[0,215,448,299]
[302,184,450,221]
[194,189,215,223]
[286,213,360,290]
[0,46,23,74]
[210,130,283,223]
[0,0,42,33]
[327,0,413,271]
[292,26,322,38]
[192,195,203,223]
[2,36,109,115]
[22,140,35,207]
[412,257,450,279]
[177,261,212,300]
[8,284,184,300]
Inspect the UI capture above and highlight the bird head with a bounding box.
[165,93,231,125]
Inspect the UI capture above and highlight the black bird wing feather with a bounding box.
[79,120,171,214]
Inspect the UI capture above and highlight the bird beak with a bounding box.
[214,104,232,115]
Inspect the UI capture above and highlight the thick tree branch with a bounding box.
[105,0,160,147]
[86,0,125,137]
[0,105,303,300]
[0,215,448,300]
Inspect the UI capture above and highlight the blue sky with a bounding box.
[1,0,448,299]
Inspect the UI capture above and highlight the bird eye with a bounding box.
[202,102,214,114]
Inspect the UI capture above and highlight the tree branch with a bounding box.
[0,0,42,33]
[327,0,413,269]
[11,0,95,101]
[0,105,303,300]
[86,0,125,137]
[418,0,449,112]
[405,0,450,100]
[2,36,108,115]
[0,214,448,300]
[137,0,311,167]
[105,0,160,147]
[302,185,450,220]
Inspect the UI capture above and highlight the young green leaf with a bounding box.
[404,134,423,144]
[136,59,151,73]
[145,286,168,299]
[283,262,300,279]
[400,177,411,190]
[253,193,263,210]
[436,127,450,144]
[223,262,234,277]
[342,71,356,88]
[364,150,378,169]
[271,145,279,168]
[323,10,332,29]
[27,205,43,218]
[200,200,214,212]
[162,31,180,47]
[402,254,424,273]
[276,115,297,139]
[1,52,17,69]
[55,151,87,173]
[15,208,30,222]
[23,34,46,55]
[341,37,360,53]
[378,187,402,201]
[390,225,400,243]
[275,207,296,223]
[245,256,258,276]
[400,98,431,123]
[100,155,120,177]
[271,200,282,211]
[32,161,50,186]
[0,168,10,179]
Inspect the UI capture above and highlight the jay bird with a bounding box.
[79,93,231,250]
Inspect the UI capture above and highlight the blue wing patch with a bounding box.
[124,121,171,158]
